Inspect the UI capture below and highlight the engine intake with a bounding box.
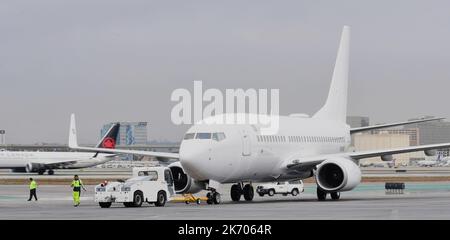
[315,157,361,192]
[168,162,205,194]
[25,163,45,173]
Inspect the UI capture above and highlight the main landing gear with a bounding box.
[317,187,340,201]
[230,183,254,202]
[37,169,54,175]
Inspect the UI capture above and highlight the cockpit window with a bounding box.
[196,133,211,139]
[184,133,195,140]
[212,132,226,141]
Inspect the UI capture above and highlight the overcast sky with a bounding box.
[1,0,449,144]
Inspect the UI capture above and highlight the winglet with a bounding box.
[68,113,78,148]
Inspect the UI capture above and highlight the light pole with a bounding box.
[0,130,5,147]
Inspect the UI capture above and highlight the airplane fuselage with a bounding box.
[179,114,350,183]
[0,151,115,170]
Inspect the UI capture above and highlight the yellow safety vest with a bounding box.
[72,180,81,187]
[72,180,83,191]
[29,180,37,190]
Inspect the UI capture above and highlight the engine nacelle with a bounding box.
[168,162,205,194]
[25,163,45,173]
[381,155,393,161]
[424,149,437,156]
[315,157,361,192]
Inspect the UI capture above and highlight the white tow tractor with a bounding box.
[95,167,175,208]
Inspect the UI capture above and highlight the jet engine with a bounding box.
[25,163,46,173]
[168,162,206,194]
[315,157,361,192]
[424,149,437,156]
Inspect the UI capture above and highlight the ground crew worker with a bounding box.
[71,175,86,207]
[28,178,38,201]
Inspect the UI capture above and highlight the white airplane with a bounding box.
[69,26,450,203]
[0,122,120,175]
[417,154,446,167]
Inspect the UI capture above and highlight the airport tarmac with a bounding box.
[1,183,450,219]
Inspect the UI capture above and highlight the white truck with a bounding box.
[256,180,304,197]
[94,166,175,208]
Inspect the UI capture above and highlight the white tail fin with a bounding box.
[68,113,78,148]
[313,26,350,123]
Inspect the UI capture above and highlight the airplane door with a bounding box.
[242,129,251,156]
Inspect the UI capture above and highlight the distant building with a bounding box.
[354,132,411,166]
[346,116,370,128]
[404,117,450,156]
[347,116,370,146]
[371,129,419,146]
[101,122,148,146]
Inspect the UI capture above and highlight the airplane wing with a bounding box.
[350,117,444,134]
[347,142,450,160]
[284,142,450,171]
[68,114,180,160]
[68,146,180,160]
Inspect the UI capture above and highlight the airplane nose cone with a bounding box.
[179,142,209,180]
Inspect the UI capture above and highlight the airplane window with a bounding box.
[218,133,226,141]
[183,133,195,140]
[196,133,211,139]
[212,132,226,141]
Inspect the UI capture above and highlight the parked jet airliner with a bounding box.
[0,123,120,175]
[69,26,450,203]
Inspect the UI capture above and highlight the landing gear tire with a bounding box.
[99,202,112,208]
[133,191,144,207]
[206,192,212,204]
[207,191,221,204]
[155,191,167,207]
[291,188,299,196]
[48,169,54,175]
[243,184,254,201]
[212,192,221,204]
[331,192,340,200]
[317,187,327,201]
[230,184,242,202]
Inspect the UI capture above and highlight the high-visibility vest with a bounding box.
[29,180,37,190]
[71,180,83,191]
[72,180,81,187]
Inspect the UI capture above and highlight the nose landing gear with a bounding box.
[206,190,221,205]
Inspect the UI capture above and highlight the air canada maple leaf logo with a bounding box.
[102,137,115,149]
